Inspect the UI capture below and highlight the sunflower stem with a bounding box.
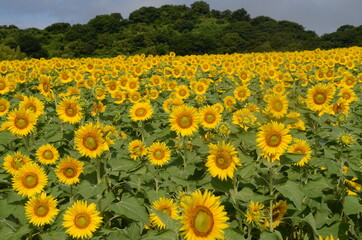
[96,157,103,212]
[269,199,274,232]
[268,163,274,232]
[183,136,187,169]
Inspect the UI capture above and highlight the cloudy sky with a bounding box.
[0,0,361,36]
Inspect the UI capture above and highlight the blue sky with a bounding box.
[0,0,361,36]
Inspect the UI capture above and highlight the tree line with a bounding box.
[1,1,361,60]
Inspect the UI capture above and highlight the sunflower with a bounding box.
[74,122,106,158]
[56,96,83,124]
[147,142,171,166]
[129,101,154,121]
[206,141,241,180]
[265,94,288,119]
[264,200,288,229]
[0,98,10,116]
[0,77,10,95]
[3,152,32,175]
[19,96,45,118]
[180,190,229,240]
[338,88,358,104]
[286,112,306,131]
[199,105,222,129]
[193,82,208,95]
[169,105,199,137]
[256,121,292,160]
[149,197,179,229]
[91,101,106,116]
[232,108,257,131]
[288,139,312,166]
[245,201,265,224]
[128,91,142,103]
[318,235,339,240]
[223,96,236,111]
[25,192,59,226]
[38,76,53,98]
[305,83,335,114]
[36,144,59,165]
[234,86,250,102]
[12,162,48,197]
[6,108,37,136]
[129,139,147,160]
[55,157,84,185]
[63,200,102,239]
[175,85,190,99]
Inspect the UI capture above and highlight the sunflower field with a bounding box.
[0,47,362,240]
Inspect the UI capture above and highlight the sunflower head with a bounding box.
[6,108,38,136]
[3,152,32,175]
[25,192,59,226]
[169,105,199,137]
[149,197,179,229]
[55,157,84,185]
[147,142,171,166]
[74,122,107,158]
[129,101,154,121]
[36,144,59,165]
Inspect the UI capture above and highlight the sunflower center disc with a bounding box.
[197,86,204,92]
[205,114,215,124]
[314,93,326,104]
[295,149,304,154]
[179,115,192,128]
[215,154,231,169]
[135,108,146,117]
[75,215,90,229]
[343,93,351,99]
[179,89,186,96]
[161,207,171,215]
[36,205,48,217]
[238,91,245,98]
[24,174,38,188]
[65,168,75,178]
[43,150,54,160]
[242,116,251,124]
[193,208,214,236]
[28,105,36,112]
[268,134,281,147]
[84,136,97,150]
[0,105,6,112]
[273,100,283,112]
[66,106,76,116]
[154,149,164,159]
[15,118,28,129]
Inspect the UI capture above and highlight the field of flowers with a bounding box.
[0,47,361,240]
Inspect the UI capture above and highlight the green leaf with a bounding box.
[343,196,362,215]
[303,213,319,236]
[0,131,17,145]
[141,230,177,240]
[303,177,330,198]
[260,230,283,240]
[211,177,233,193]
[223,228,246,240]
[275,180,304,209]
[152,209,180,233]
[39,231,68,240]
[111,196,150,225]
[78,181,107,199]
[280,153,306,164]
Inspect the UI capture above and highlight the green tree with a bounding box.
[88,13,123,33]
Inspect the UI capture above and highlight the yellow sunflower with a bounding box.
[129,101,154,121]
[38,76,53,98]
[3,152,32,175]
[56,96,83,124]
[6,108,37,136]
[318,234,339,240]
[264,200,288,229]
[169,105,199,137]
[245,201,265,224]
[223,96,236,111]
[288,139,312,166]
[232,108,257,131]
[129,139,147,160]
[25,192,59,226]
[63,200,102,239]
[74,122,106,158]
[180,190,229,240]
[0,98,10,116]
[265,94,288,119]
[338,88,358,104]
[91,101,106,116]
[305,83,335,113]
[206,141,241,180]
[199,105,222,129]
[19,96,45,118]
[147,142,171,166]
[193,82,208,95]
[256,121,292,160]
[36,144,59,165]
[12,162,48,197]
[234,86,250,102]
[55,157,84,185]
[175,85,190,99]
[0,77,10,95]
[149,197,179,229]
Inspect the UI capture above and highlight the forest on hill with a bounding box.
[1,1,362,60]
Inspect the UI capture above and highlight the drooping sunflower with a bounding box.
[3,152,32,175]
[305,83,335,113]
[264,200,288,229]
[6,108,37,136]
[223,95,236,111]
[37,76,53,98]
[12,162,48,197]
[25,192,59,226]
[91,101,106,116]
[234,85,250,102]
[36,144,59,165]
[180,190,229,240]
[147,142,171,166]
[56,96,83,124]
[129,101,154,121]
[199,105,222,129]
[129,139,147,160]
[169,105,199,137]
[265,94,289,119]
[149,197,179,229]
[19,96,45,118]
[256,121,292,159]
[55,157,84,185]
[63,200,102,239]
[0,98,10,116]
[232,108,257,131]
[206,141,241,180]
[288,139,312,166]
[74,122,106,158]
